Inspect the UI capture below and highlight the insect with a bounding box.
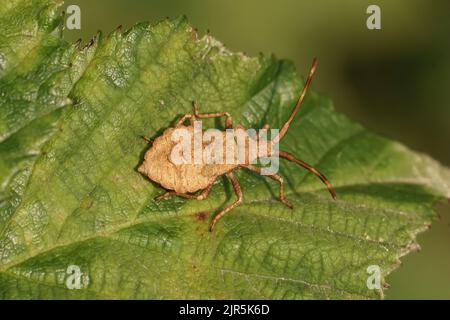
[138,58,336,231]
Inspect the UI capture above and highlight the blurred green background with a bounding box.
[61,0,450,299]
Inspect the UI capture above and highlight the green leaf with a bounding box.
[0,0,449,299]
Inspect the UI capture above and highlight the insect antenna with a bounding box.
[278,151,336,200]
[267,59,336,201]
[272,58,317,144]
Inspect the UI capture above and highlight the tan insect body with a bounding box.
[138,59,336,231]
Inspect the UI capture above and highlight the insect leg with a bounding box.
[142,135,153,145]
[278,150,337,200]
[175,114,195,126]
[244,165,293,209]
[196,181,215,200]
[209,171,243,231]
[192,101,233,128]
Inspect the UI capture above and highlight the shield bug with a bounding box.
[138,59,336,231]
